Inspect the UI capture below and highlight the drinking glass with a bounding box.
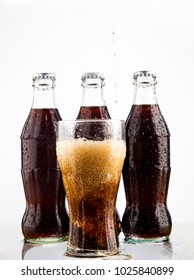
[56,119,126,257]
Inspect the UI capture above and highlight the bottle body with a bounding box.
[122,71,172,242]
[21,74,69,243]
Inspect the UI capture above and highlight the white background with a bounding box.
[0,0,194,225]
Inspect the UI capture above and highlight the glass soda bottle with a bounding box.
[122,70,172,242]
[21,73,69,243]
[76,72,121,234]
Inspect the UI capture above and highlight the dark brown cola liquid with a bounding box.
[77,106,111,119]
[122,105,172,241]
[21,109,69,241]
[76,106,122,234]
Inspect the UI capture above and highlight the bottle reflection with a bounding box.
[121,239,173,260]
[22,241,68,260]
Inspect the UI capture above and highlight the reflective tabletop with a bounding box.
[0,223,194,260]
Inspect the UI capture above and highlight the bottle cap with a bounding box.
[32,73,56,88]
[133,70,157,86]
[81,72,105,86]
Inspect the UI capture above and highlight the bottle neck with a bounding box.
[133,84,158,105]
[32,87,57,109]
[81,85,106,107]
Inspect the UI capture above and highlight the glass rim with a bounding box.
[57,119,125,125]
[57,119,126,141]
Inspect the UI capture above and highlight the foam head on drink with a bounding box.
[57,138,126,255]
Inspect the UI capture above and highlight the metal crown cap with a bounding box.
[32,73,56,88]
[133,70,157,85]
[81,72,105,86]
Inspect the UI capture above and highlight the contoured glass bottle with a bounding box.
[122,71,172,242]
[21,73,69,243]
